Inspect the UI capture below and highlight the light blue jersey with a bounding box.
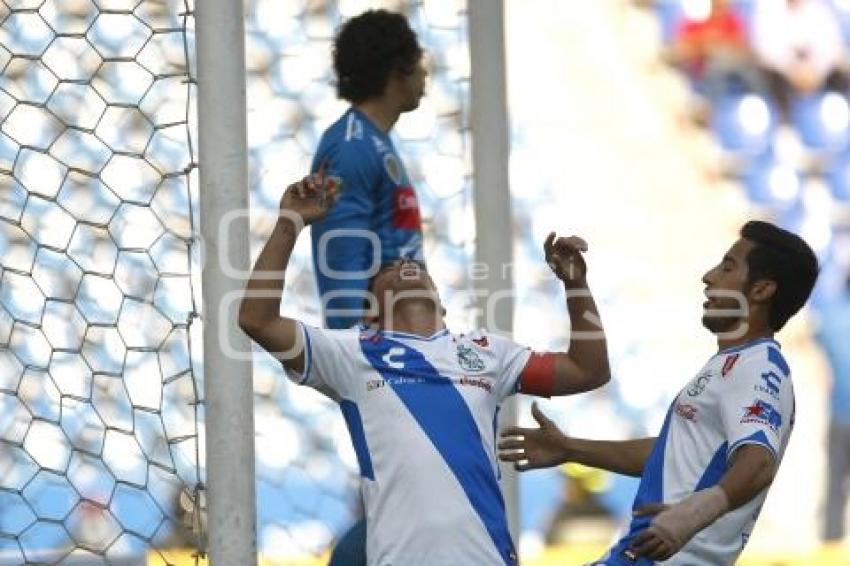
[310,108,423,329]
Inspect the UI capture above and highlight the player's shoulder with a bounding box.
[303,322,364,344]
[320,110,383,151]
[457,329,527,353]
[720,338,791,381]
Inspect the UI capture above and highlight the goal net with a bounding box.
[0,0,473,563]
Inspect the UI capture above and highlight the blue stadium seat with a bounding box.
[791,91,850,156]
[826,150,850,202]
[740,151,803,208]
[711,93,778,159]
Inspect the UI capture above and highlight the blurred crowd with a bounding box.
[665,0,849,119]
[656,0,850,214]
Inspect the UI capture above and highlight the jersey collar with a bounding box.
[379,328,450,341]
[716,337,780,356]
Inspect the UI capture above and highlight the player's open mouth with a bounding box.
[400,266,420,279]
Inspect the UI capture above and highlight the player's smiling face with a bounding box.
[701,238,754,334]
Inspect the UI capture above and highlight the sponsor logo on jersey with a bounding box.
[675,402,699,421]
[392,186,421,230]
[455,376,492,392]
[741,399,782,432]
[722,353,740,377]
[371,135,389,154]
[383,153,403,184]
[687,371,712,396]
[457,343,486,372]
[757,371,782,398]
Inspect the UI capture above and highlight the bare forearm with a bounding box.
[238,218,300,329]
[718,444,776,510]
[565,280,610,382]
[564,436,655,477]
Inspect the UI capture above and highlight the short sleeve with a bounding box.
[285,323,359,398]
[718,348,793,463]
[482,333,533,401]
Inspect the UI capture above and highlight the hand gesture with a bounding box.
[544,232,588,285]
[279,163,338,226]
[625,503,675,561]
[498,402,569,471]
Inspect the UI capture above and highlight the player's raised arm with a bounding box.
[237,170,337,373]
[543,233,611,394]
[498,402,655,477]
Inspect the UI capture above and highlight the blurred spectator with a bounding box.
[752,0,850,117]
[815,270,850,543]
[668,0,765,111]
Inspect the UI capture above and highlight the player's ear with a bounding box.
[748,279,777,304]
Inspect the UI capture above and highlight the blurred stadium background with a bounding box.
[0,0,848,564]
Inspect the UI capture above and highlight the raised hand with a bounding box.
[544,232,588,286]
[498,402,570,471]
[279,162,338,226]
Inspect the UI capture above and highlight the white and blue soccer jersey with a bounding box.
[286,324,533,566]
[596,338,795,566]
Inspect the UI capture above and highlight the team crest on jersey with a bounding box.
[687,371,712,396]
[324,175,343,196]
[457,344,486,372]
[472,336,489,348]
[741,399,782,432]
[383,153,403,185]
[721,353,740,377]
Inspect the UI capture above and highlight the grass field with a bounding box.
[149,543,850,565]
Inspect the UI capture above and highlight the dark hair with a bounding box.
[741,220,819,331]
[333,9,422,103]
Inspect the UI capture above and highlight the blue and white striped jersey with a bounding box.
[287,324,532,566]
[596,338,795,566]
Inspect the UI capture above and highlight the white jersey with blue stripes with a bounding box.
[596,338,795,566]
[286,324,532,566]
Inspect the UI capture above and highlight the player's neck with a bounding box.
[354,100,401,133]
[715,322,774,352]
[380,302,444,337]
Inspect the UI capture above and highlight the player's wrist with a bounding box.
[559,435,578,464]
[275,215,304,236]
[561,276,588,291]
[650,485,730,548]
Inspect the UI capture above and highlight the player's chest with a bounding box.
[672,362,729,425]
[356,337,499,398]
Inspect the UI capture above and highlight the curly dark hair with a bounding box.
[741,220,819,331]
[333,9,422,103]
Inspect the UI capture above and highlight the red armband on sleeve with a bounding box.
[518,352,556,397]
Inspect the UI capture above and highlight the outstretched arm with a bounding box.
[542,233,611,394]
[498,402,655,477]
[238,171,336,372]
[629,444,776,561]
